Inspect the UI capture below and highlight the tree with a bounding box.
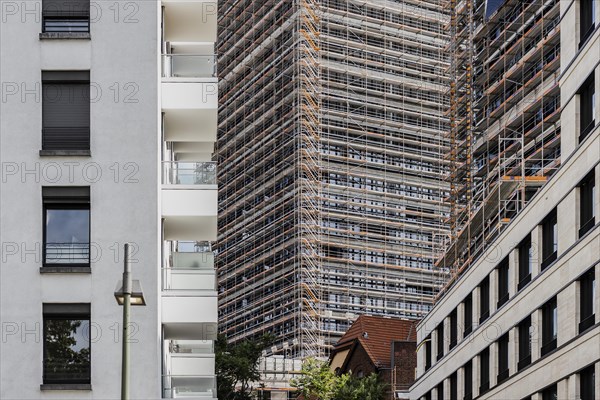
[290,357,349,400]
[291,358,387,400]
[215,334,275,400]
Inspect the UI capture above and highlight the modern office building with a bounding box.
[410,0,599,399]
[0,0,218,398]
[217,0,452,360]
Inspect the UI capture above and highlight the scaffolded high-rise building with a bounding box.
[439,0,562,282]
[217,0,452,357]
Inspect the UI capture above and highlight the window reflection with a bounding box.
[45,208,90,265]
[44,318,90,383]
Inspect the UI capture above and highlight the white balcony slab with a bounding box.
[162,294,217,325]
[169,353,215,376]
[163,2,217,43]
[162,82,218,109]
[164,109,217,143]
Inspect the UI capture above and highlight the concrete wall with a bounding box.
[0,2,160,398]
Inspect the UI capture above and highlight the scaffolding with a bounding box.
[217,0,452,361]
[439,0,562,284]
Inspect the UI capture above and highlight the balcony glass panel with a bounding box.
[162,162,217,185]
[162,54,217,78]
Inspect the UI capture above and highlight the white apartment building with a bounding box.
[410,1,600,399]
[0,0,218,398]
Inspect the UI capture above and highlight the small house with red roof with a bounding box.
[329,315,419,400]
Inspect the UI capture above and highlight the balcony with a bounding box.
[162,339,216,399]
[162,242,217,340]
[163,340,216,399]
[162,162,217,241]
[163,161,216,185]
[162,54,217,79]
[163,242,216,292]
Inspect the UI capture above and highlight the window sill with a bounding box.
[40,266,91,274]
[40,150,91,157]
[39,32,91,40]
[40,383,91,391]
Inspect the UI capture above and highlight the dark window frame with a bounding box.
[450,372,457,400]
[43,303,91,384]
[497,333,509,383]
[518,316,532,371]
[541,209,558,270]
[463,360,473,400]
[42,0,90,33]
[579,170,596,238]
[42,71,91,151]
[42,186,91,268]
[436,382,444,400]
[579,0,596,48]
[518,235,533,290]
[479,277,490,323]
[497,257,510,308]
[579,73,596,142]
[580,364,596,400]
[541,383,557,400]
[541,298,558,356]
[463,293,473,337]
[436,322,445,360]
[449,308,458,349]
[479,347,490,394]
[425,335,432,371]
[579,268,596,334]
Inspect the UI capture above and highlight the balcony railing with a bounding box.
[162,162,217,185]
[162,54,217,78]
[162,268,216,291]
[44,242,90,265]
[162,376,216,398]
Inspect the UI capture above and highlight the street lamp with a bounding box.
[114,243,146,400]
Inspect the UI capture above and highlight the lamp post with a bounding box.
[114,243,146,400]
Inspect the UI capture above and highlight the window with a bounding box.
[497,257,509,308]
[579,74,596,142]
[436,322,444,360]
[450,372,457,400]
[42,0,90,33]
[541,384,557,400]
[580,365,596,400]
[541,209,557,270]
[437,382,444,400]
[580,0,596,47]
[479,277,490,323]
[42,71,90,151]
[479,347,490,394]
[425,335,432,371]
[497,333,509,383]
[518,316,532,371]
[449,308,458,349]
[43,303,91,384]
[541,298,558,356]
[463,360,473,400]
[580,170,597,237]
[518,235,533,289]
[424,391,432,400]
[579,268,596,333]
[464,293,473,337]
[43,187,90,267]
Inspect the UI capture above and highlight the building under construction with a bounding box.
[439,0,562,279]
[217,0,451,359]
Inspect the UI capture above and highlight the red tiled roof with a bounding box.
[333,315,418,368]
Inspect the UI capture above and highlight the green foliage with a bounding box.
[291,358,387,400]
[215,334,275,400]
